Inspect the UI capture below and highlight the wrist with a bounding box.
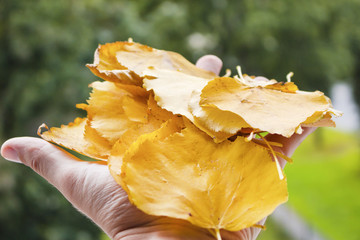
[111,220,215,240]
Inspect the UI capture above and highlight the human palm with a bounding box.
[1,56,315,240]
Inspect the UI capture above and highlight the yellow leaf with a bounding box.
[85,81,149,145]
[86,42,144,86]
[190,103,253,142]
[143,68,211,120]
[199,77,339,137]
[114,120,288,232]
[301,112,336,127]
[265,81,299,93]
[38,118,111,160]
[108,116,185,187]
[107,93,182,183]
[147,93,176,121]
[87,41,216,86]
[191,115,235,143]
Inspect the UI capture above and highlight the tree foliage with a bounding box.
[1,0,360,139]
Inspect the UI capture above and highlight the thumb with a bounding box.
[266,127,317,158]
[196,55,223,75]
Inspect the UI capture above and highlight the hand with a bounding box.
[1,56,315,240]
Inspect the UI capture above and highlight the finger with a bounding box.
[266,127,317,157]
[196,55,223,75]
[1,137,130,237]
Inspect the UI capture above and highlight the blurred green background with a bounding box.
[1,0,359,239]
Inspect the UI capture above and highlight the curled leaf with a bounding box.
[38,118,111,160]
[115,120,288,232]
[197,77,339,138]
[87,41,216,86]
[143,68,211,120]
[84,81,149,145]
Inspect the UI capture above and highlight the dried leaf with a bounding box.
[198,77,339,138]
[108,116,185,187]
[87,41,216,86]
[85,81,149,145]
[265,81,299,93]
[143,68,211,120]
[38,118,111,160]
[86,42,144,86]
[115,120,288,231]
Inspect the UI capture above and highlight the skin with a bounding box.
[1,55,316,240]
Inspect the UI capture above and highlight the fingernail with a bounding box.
[1,147,21,163]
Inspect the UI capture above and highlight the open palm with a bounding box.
[1,56,315,240]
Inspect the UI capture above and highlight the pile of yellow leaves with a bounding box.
[39,40,340,239]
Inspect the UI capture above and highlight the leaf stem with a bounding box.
[216,229,222,240]
[258,134,284,180]
[286,72,294,82]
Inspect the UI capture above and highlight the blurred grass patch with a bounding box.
[285,128,360,240]
[100,233,110,240]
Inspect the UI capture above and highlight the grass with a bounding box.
[257,217,292,240]
[284,128,360,240]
